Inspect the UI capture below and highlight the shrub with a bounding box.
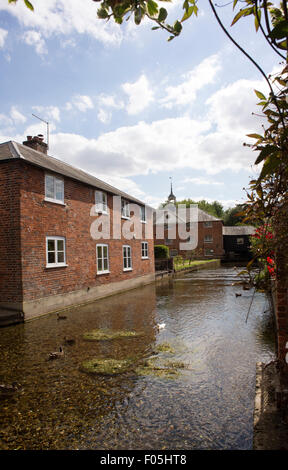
[154,245,169,259]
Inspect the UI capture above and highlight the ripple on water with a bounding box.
[0,267,274,450]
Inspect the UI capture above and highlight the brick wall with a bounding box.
[154,220,224,258]
[0,160,154,312]
[0,161,23,304]
[18,161,154,303]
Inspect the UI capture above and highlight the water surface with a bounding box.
[0,266,275,449]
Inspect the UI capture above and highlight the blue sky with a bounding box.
[0,0,277,208]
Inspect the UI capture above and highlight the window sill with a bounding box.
[96,211,108,215]
[121,216,130,220]
[97,270,110,275]
[141,220,147,224]
[123,268,133,272]
[141,257,149,260]
[46,263,68,269]
[44,198,66,206]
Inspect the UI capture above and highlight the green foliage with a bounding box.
[8,0,34,10]
[154,244,169,259]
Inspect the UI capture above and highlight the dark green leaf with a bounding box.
[269,20,288,40]
[259,154,281,179]
[254,146,279,165]
[24,0,34,10]
[147,0,158,17]
[173,20,182,34]
[158,7,168,22]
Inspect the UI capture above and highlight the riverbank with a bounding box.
[155,259,221,281]
[253,362,288,449]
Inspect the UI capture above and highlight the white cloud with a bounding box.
[45,75,264,180]
[0,27,8,48]
[97,108,111,124]
[96,93,125,123]
[10,106,27,124]
[122,74,154,115]
[0,0,123,46]
[22,30,47,55]
[65,95,94,113]
[160,54,221,109]
[183,177,224,186]
[32,105,60,122]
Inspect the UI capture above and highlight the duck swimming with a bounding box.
[57,313,67,320]
[48,346,64,360]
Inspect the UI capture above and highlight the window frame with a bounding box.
[46,236,67,268]
[96,243,110,275]
[203,221,213,228]
[95,190,108,214]
[141,241,149,259]
[123,245,132,271]
[204,234,213,243]
[45,174,65,205]
[121,198,130,219]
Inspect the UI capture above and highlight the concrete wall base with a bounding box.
[0,273,155,325]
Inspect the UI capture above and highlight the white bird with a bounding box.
[156,323,166,331]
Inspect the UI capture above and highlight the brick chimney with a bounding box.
[22,134,48,154]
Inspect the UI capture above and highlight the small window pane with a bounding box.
[48,239,55,252]
[45,175,54,199]
[48,252,55,263]
[55,179,64,201]
[57,251,64,263]
[57,239,64,251]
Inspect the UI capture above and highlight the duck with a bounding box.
[155,323,166,331]
[235,293,242,297]
[57,313,67,320]
[48,346,64,360]
[64,336,75,346]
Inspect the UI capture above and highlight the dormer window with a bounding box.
[95,190,108,214]
[121,198,130,219]
[45,174,64,204]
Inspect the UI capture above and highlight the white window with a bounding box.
[141,241,148,259]
[46,237,66,267]
[204,221,212,228]
[95,190,108,214]
[96,244,109,274]
[121,198,130,219]
[45,174,64,204]
[123,245,132,271]
[205,248,214,256]
[204,235,213,243]
[140,206,146,223]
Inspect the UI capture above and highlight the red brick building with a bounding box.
[0,136,155,325]
[154,189,224,259]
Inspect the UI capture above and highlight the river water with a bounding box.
[0,266,275,450]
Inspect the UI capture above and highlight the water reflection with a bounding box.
[0,267,274,449]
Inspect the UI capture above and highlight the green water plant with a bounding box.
[81,357,135,375]
[83,328,143,341]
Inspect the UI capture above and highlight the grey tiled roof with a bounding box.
[0,141,146,206]
[154,205,222,224]
[223,226,256,236]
